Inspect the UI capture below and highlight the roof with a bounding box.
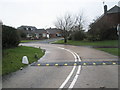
[107,5,120,14]
[46,28,62,34]
[17,25,37,30]
[35,29,46,33]
[92,5,120,25]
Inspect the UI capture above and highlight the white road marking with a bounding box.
[59,66,76,89]
[21,44,82,88]
[57,47,77,89]
[57,47,81,89]
[57,47,77,62]
[69,52,81,88]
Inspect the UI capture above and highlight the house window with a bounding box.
[28,28,31,30]
[56,33,61,37]
[43,33,46,37]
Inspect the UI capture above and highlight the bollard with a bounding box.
[22,56,29,64]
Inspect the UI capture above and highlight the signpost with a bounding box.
[117,24,120,42]
[117,24,120,35]
[117,24,120,58]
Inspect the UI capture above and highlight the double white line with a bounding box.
[57,47,81,89]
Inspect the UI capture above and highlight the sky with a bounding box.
[0,0,119,30]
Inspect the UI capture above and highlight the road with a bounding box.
[2,38,118,89]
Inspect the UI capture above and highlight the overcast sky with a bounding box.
[0,0,119,30]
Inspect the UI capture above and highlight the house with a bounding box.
[88,5,120,40]
[17,26,63,39]
[17,25,47,39]
[92,5,120,29]
[46,28,62,38]
[34,29,47,39]
[17,25,37,39]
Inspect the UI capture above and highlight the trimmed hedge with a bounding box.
[2,25,20,49]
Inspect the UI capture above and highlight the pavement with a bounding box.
[2,38,119,89]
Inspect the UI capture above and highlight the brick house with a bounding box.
[94,5,120,29]
[46,28,62,38]
[88,5,120,40]
[34,29,47,39]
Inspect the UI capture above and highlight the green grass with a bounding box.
[53,40,118,46]
[53,40,118,56]
[96,48,118,56]
[2,46,45,75]
[20,40,41,43]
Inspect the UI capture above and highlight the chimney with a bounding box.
[104,5,107,14]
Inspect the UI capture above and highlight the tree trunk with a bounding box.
[64,37,67,43]
[64,28,67,43]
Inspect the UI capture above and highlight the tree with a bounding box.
[55,14,74,43]
[55,13,86,42]
[73,13,84,31]
[70,13,86,40]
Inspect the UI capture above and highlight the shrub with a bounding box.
[99,28,118,40]
[70,31,86,41]
[17,30,27,40]
[2,25,20,49]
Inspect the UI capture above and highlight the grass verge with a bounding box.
[53,40,118,56]
[2,46,45,75]
[96,48,118,56]
[53,40,118,46]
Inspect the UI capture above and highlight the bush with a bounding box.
[17,30,27,40]
[87,27,118,41]
[99,28,118,40]
[87,35,97,41]
[2,25,20,49]
[70,31,86,41]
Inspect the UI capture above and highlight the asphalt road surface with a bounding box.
[2,39,118,89]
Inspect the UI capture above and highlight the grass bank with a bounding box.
[53,40,118,56]
[2,46,45,75]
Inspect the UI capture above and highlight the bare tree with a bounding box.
[55,13,85,42]
[73,13,85,31]
[55,14,74,43]
[70,13,85,40]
